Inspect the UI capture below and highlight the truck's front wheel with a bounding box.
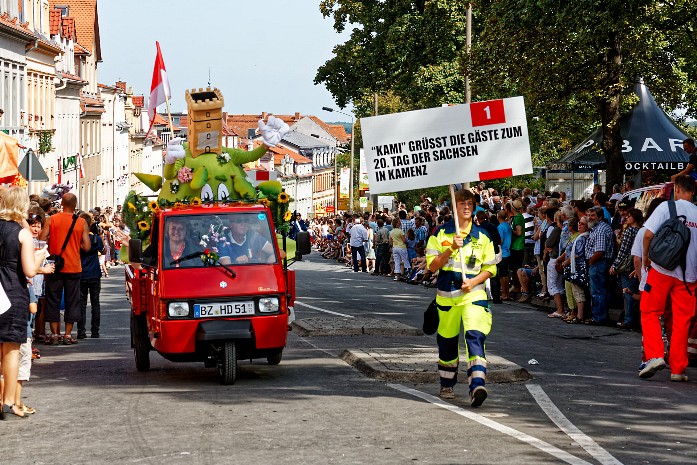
[218,341,237,385]
[131,314,150,372]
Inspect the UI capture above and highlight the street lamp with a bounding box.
[323,106,355,212]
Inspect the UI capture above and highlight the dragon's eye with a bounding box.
[201,184,214,202]
[218,183,230,201]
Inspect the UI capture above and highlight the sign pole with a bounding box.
[449,184,468,278]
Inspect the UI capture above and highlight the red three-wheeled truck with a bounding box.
[125,202,310,384]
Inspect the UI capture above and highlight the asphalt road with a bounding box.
[3,255,696,465]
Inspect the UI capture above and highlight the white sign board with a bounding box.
[360,97,533,194]
[359,148,369,189]
[339,167,350,198]
[378,195,394,211]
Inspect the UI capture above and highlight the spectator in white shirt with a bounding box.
[349,218,368,273]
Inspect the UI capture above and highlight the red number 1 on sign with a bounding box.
[470,100,506,127]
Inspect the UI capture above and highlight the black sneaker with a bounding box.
[91,332,100,338]
[470,386,488,408]
[77,332,87,339]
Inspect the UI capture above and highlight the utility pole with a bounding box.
[371,93,379,211]
[463,3,472,191]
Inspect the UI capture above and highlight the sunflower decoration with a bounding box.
[190,197,202,207]
[277,192,290,204]
[173,202,185,209]
[122,190,154,242]
[283,210,293,222]
[257,198,269,207]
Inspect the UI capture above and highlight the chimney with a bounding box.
[261,111,267,120]
[247,128,255,151]
[115,81,126,92]
[294,112,300,120]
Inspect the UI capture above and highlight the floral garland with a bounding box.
[122,185,296,246]
[200,248,220,266]
[263,189,292,235]
[122,191,153,242]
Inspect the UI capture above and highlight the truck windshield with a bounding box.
[161,212,277,269]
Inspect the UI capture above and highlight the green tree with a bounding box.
[472,0,697,189]
[318,0,697,192]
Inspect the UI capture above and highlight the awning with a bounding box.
[550,82,690,171]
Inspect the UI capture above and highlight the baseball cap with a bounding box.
[617,199,633,209]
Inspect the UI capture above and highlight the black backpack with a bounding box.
[648,201,691,294]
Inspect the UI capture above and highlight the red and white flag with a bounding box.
[148,41,171,127]
[57,156,62,184]
[76,153,84,179]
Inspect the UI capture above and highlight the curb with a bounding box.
[292,317,423,337]
[340,348,532,384]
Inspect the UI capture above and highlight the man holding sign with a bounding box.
[426,188,497,407]
[361,96,532,407]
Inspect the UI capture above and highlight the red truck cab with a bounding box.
[125,202,310,384]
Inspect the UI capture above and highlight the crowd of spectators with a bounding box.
[309,176,697,382]
[0,186,125,419]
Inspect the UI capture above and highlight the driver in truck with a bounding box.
[142,217,199,269]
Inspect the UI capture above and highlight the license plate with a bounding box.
[194,302,254,318]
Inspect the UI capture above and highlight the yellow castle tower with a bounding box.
[185,87,224,158]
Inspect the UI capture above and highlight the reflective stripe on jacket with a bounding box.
[425,219,497,306]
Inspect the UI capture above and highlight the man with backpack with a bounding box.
[640,175,697,381]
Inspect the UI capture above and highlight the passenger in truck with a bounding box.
[218,215,275,265]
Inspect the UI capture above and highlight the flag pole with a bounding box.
[164,92,175,136]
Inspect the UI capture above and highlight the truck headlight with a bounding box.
[168,301,190,317]
[258,297,279,313]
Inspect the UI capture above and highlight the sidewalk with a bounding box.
[527,295,623,322]
[340,348,532,384]
[292,317,532,385]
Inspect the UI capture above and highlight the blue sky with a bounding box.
[98,0,352,120]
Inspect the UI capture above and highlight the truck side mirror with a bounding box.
[295,231,311,256]
[129,238,143,263]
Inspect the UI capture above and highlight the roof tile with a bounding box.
[49,9,61,35]
[0,11,34,38]
[50,0,101,60]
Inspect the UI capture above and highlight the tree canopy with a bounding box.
[316,0,697,195]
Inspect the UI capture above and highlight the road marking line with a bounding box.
[295,301,354,318]
[526,384,623,465]
[388,383,592,465]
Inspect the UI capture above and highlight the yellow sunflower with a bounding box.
[148,200,160,212]
[258,198,269,206]
[128,202,136,212]
[137,220,149,231]
[283,210,292,222]
[278,192,290,204]
[174,202,185,209]
[191,197,202,206]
